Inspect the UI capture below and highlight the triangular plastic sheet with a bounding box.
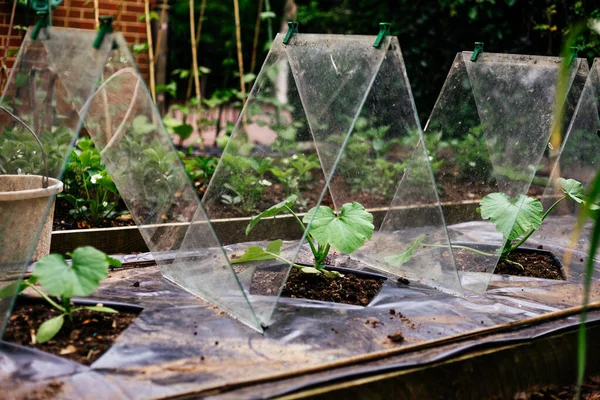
[201,33,398,329]
[81,33,261,331]
[327,38,460,294]
[531,59,600,262]
[423,51,587,293]
[0,27,113,337]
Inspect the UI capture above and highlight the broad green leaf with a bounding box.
[246,195,297,235]
[479,193,543,240]
[385,234,426,266]
[558,178,585,203]
[37,315,64,343]
[231,240,283,264]
[33,247,110,298]
[83,306,118,313]
[303,202,374,254]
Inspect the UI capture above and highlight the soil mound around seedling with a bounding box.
[451,247,565,280]
[4,303,138,365]
[279,268,385,306]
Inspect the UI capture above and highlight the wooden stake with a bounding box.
[154,0,168,66]
[189,0,202,104]
[233,0,247,104]
[186,0,206,102]
[250,0,264,76]
[145,0,156,103]
[93,0,99,28]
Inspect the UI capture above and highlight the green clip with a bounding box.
[373,22,391,48]
[568,46,579,67]
[94,16,116,50]
[31,11,49,40]
[283,22,298,45]
[470,42,484,62]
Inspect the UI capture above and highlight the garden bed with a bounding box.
[4,221,600,399]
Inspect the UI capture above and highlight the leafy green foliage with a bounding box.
[0,124,72,177]
[0,246,120,343]
[60,137,122,228]
[233,196,373,278]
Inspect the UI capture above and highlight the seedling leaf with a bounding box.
[83,306,119,313]
[246,195,297,235]
[37,315,64,343]
[303,202,374,254]
[300,267,321,274]
[34,247,110,298]
[385,234,425,266]
[559,178,585,204]
[231,240,283,264]
[0,280,26,298]
[479,193,543,240]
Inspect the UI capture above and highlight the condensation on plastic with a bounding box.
[0,227,598,399]
[532,59,600,261]
[424,52,586,294]
[0,28,113,338]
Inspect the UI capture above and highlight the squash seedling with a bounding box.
[387,178,596,269]
[231,195,374,278]
[0,246,121,343]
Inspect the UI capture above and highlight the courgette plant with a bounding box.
[231,195,374,278]
[387,178,596,269]
[0,246,121,343]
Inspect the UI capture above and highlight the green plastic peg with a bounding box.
[29,0,63,11]
[31,11,50,40]
[283,22,298,45]
[93,16,115,50]
[373,22,391,48]
[568,46,579,67]
[470,42,484,62]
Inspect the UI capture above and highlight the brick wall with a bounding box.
[0,0,158,80]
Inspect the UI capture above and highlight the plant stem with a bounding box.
[153,0,168,66]
[263,252,306,270]
[145,0,156,102]
[189,0,202,104]
[284,204,318,256]
[421,243,496,258]
[233,0,247,105]
[250,0,264,76]
[26,283,66,314]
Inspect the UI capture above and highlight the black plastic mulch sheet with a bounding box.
[1,221,599,399]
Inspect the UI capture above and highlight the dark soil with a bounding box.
[251,267,385,306]
[451,247,565,280]
[512,375,600,399]
[52,198,135,231]
[3,302,139,365]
